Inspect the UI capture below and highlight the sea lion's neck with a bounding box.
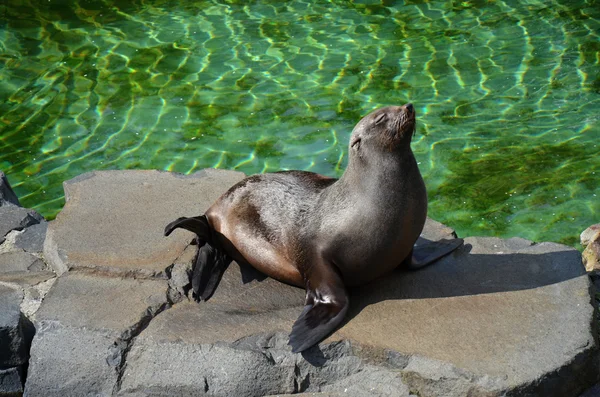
[337,146,417,193]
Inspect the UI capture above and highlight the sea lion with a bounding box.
[165,103,463,352]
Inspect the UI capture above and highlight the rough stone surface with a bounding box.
[0,205,43,245]
[14,170,599,396]
[14,222,48,254]
[0,366,24,396]
[580,383,600,397]
[265,394,353,397]
[167,244,197,303]
[582,224,600,272]
[119,334,411,397]
[24,272,169,397]
[0,226,55,321]
[584,241,600,272]
[581,224,600,272]
[0,230,21,254]
[335,237,597,397]
[118,229,597,396]
[0,171,20,207]
[26,323,120,397]
[43,169,245,276]
[20,278,57,319]
[0,284,32,368]
[0,269,56,320]
[0,251,46,273]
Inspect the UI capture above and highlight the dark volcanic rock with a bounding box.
[0,171,20,207]
[0,284,33,368]
[580,382,600,397]
[14,222,48,254]
[0,206,44,245]
[0,366,24,396]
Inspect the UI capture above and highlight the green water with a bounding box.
[0,0,598,246]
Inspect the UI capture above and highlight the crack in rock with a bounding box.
[111,301,171,395]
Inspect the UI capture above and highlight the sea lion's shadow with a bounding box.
[236,261,268,284]
[343,239,585,324]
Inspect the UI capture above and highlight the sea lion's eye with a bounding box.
[374,113,386,125]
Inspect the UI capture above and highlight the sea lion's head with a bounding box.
[349,104,416,156]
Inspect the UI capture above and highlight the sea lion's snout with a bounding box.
[389,103,415,135]
[401,103,416,122]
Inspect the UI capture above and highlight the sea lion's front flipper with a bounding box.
[409,238,464,269]
[288,262,349,353]
[191,243,232,301]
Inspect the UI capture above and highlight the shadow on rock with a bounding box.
[345,237,585,322]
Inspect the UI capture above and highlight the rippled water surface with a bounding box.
[1,0,598,246]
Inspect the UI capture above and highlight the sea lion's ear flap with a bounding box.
[164,215,211,238]
[288,261,349,353]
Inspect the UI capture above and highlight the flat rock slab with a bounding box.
[24,272,169,397]
[43,169,245,276]
[121,234,597,397]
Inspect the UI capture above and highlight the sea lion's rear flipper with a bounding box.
[288,262,349,353]
[164,215,232,301]
[191,243,232,302]
[409,238,464,269]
